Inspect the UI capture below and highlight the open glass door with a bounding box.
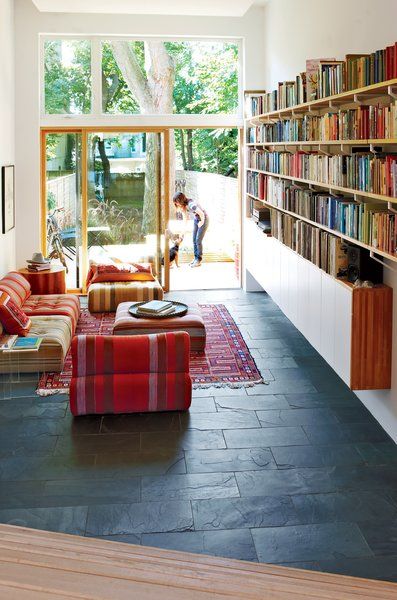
[43,128,168,291]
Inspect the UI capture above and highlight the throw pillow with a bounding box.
[0,291,31,336]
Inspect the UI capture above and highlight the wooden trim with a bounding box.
[351,286,393,390]
[246,168,397,205]
[1,524,397,599]
[40,129,47,255]
[81,132,88,294]
[163,129,170,293]
[248,194,397,265]
[246,77,397,122]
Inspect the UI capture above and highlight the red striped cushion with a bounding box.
[22,295,80,333]
[0,272,31,307]
[70,332,191,416]
[0,291,31,336]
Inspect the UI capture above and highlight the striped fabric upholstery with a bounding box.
[69,332,192,416]
[113,302,206,352]
[0,272,31,307]
[88,280,164,313]
[22,294,80,334]
[0,316,72,374]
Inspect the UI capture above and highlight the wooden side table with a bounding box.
[18,265,67,295]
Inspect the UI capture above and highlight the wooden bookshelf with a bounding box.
[246,167,397,205]
[247,192,397,264]
[246,77,397,123]
[246,139,397,147]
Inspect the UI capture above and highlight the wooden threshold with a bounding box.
[0,525,396,599]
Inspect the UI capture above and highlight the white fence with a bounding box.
[47,174,76,229]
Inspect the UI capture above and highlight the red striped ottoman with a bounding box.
[113,302,206,352]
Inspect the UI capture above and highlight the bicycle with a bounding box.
[47,207,68,272]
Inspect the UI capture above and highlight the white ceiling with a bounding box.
[31,0,266,17]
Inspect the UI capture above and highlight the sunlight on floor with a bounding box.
[170,261,239,290]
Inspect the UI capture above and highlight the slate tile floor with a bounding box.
[1,289,397,581]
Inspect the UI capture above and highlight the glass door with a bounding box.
[43,131,82,290]
[42,128,169,291]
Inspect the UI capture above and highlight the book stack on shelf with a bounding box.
[247,101,397,144]
[246,41,397,119]
[247,148,397,198]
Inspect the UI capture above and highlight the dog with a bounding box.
[162,232,184,267]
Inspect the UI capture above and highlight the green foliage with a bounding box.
[47,191,56,211]
[88,198,142,245]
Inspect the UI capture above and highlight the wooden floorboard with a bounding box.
[0,525,396,599]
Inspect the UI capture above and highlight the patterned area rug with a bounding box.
[37,304,263,395]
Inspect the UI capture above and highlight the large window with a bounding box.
[42,37,240,117]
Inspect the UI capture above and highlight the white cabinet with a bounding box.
[334,283,353,385]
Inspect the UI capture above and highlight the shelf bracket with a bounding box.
[387,85,397,100]
[370,250,397,272]
[353,93,363,105]
[388,202,397,214]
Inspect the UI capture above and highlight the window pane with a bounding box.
[45,133,82,289]
[102,40,239,115]
[44,40,91,114]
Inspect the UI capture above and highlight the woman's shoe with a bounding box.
[190,259,202,268]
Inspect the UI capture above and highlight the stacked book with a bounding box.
[136,300,176,317]
[259,174,397,255]
[0,336,43,352]
[246,41,397,116]
[270,209,349,278]
[247,102,397,144]
[27,262,51,272]
[248,148,397,198]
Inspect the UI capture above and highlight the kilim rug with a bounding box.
[37,304,263,395]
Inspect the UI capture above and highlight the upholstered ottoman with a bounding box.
[113,302,206,352]
[88,280,164,313]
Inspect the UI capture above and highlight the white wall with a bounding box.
[14,0,266,269]
[261,0,397,441]
[0,0,16,276]
[263,0,397,91]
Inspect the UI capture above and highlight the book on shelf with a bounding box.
[3,336,43,352]
[305,58,335,101]
[318,60,345,98]
[27,264,52,272]
[249,172,397,255]
[136,300,174,315]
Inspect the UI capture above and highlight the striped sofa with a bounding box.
[0,272,80,373]
[69,332,192,416]
[88,280,164,313]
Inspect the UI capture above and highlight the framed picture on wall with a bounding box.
[1,165,15,234]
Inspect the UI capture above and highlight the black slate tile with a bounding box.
[54,433,141,457]
[251,522,372,563]
[101,412,180,433]
[88,533,141,545]
[256,408,338,428]
[0,399,67,420]
[192,496,298,530]
[189,397,217,413]
[0,481,47,509]
[282,392,358,409]
[317,556,397,583]
[0,433,57,458]
[331,406,374,424]
[0,506,88,535]
[358,520,397,556]
[86,500,193,536]
[141,472,239,501]
[246,380,317,395]
[214,395,290,411]
[0,454,96,481]
[185,448,275,473]
[181,411,260,430]
[95,450,186,476]
[304,423,390,445]
[141,429,226,451]
[224,427,308,449]
[354,442,397,466]
[142,529,258,562]
[43,478,141,507]
[271,444,364,469]
[292,491,397,525]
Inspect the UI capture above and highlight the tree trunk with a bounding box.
[96,138,111,190]
[179,129,188,170]
[187,129,194,171]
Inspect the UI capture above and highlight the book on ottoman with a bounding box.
[137,300,173,315]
